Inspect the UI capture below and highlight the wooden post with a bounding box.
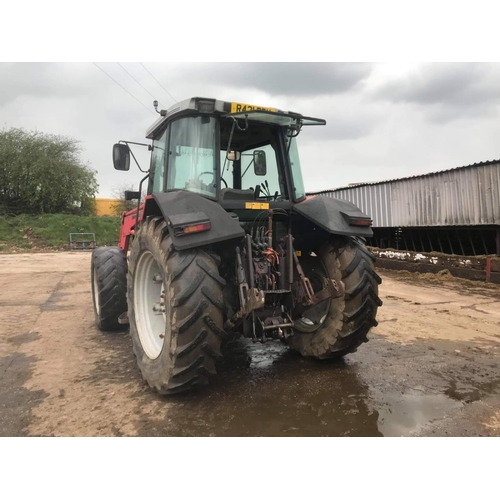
[496,227,500,256]
[486,257,491,283]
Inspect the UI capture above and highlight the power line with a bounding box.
[93,62,156,116]
[116,62,167,109]
[139,62,177,104]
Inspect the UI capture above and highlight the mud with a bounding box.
[0,252,499,436]
[0,352,48,436]
[370,247,500,284]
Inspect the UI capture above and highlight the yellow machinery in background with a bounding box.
[94,198,121,216]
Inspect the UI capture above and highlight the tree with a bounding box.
[0,128,98,215]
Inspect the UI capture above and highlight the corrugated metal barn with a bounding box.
[308,160,500,256]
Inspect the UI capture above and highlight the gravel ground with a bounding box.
[1,252,499,437]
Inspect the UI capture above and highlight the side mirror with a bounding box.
[113,144,130,171]
[124,190,140,201]
[226,151,241,161]
[253,150,267,176]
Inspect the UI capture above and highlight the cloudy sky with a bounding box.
[2,62,500,197]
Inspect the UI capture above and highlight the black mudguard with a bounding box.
[293,196,373,238]
[151,191,245,251]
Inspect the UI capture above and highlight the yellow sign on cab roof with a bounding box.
[230,102,276,113]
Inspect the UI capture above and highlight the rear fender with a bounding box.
[145,191,245,251]
[293,196,373,238]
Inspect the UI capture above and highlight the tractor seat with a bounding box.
[220,188,256,201]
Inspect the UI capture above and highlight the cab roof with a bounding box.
[146,97,326,139]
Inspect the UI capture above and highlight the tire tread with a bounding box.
[128,217,225,395]
[92,246,128,331]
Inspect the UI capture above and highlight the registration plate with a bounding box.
[231,102,276,113]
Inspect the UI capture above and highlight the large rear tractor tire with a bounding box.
[287,236,382,359]
[91,246,128,331]
[128,217,226,395]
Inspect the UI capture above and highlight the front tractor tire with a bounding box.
[128,217,225,395]
[91,246,128,331]
[288,237,382,359]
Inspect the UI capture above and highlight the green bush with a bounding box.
[0,214,121,251]
[0,128,98,215]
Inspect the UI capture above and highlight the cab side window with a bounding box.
[166,117,217,198]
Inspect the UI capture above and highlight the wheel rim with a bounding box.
[133,251,167,359]
[294,255,331,333]
[93,265,100,315]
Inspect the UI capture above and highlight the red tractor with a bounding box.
[91,97,382,394]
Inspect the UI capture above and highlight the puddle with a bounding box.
[134,339,466,437]
[374,392,463,436]
[444,380,482,404]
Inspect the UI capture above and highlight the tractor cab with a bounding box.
[116,97,326,209]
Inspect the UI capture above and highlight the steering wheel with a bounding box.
[197,171,228,188]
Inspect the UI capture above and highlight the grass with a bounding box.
[0,214,121,252]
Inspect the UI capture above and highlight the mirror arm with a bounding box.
[231,115,249,132]
[130,148,148,173]
[241,158,255,179]
[286,119,303,152]
[226,121,236,159]
[117,141,148,173]
[119,140,151,149]
[226,115,249,160]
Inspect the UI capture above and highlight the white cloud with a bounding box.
[1,62,500,197]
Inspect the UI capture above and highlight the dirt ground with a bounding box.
[1,252,499,437]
